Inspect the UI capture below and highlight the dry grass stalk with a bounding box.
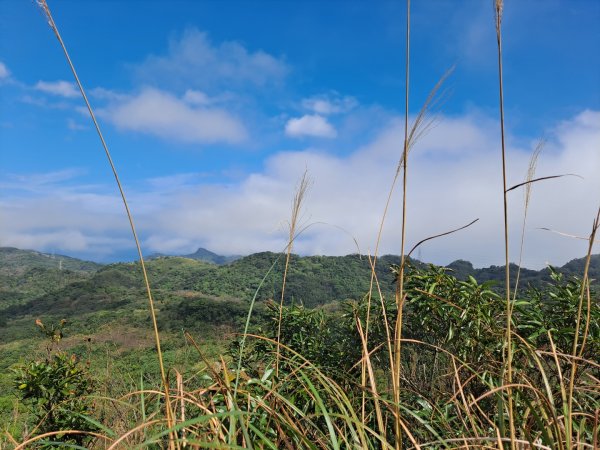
[393,1,411,446]
[354,314,386,438]
[361,254,395,425]
[176,370,187,447]
[512,140,543,300]
[493,0,516,447]
[451,358,481,444]
[360,64,453,425]
[14,429,112,450]
[566,207,600,447]
[35,0,176,444]
[275,170,311,377]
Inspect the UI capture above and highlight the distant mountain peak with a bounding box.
[188,247,219,258]
[183,247,240,265]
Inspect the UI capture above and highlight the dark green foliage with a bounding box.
[234,263,599,443]
[447,254,600,293]
[250,301,363,381]
[164,296,268,330]
[398,264,599,441]
[403,265,505,365]
[539,268,599,358]
[13,354,96,445]
[0,267,93,312]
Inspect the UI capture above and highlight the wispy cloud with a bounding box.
[0,61,10,80]
[285,114,337,138]
[134,28,289,91]
[34,80,80,98]
[104,87,248,144]
[302,94,358,115]
[183,90,211,106]
[89,87,128,102]
[67,118,87,131]
[0,168,87,192]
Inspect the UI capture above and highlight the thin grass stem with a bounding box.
[512,141,543,300]
[494,1,516,447]
[276,171,310,377]
[567,207,600,448]
[35,0,175,443]
[394,2,411,448]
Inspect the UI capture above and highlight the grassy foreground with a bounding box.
[3,0,599,448]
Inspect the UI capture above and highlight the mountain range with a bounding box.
[2,246,597,323]
[1,245,597,416]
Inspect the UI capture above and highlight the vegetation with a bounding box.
[2,248,598,448]
[12,320,97,447]
[2,0,598,448]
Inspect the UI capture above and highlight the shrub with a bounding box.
[12,319,97,447]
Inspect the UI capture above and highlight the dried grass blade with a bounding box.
[35,0,175,441]
[505,174,582,193]
[406,218,479,261]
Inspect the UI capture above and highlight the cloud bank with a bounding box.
[1,110,598,268]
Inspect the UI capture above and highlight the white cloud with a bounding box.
[105,88,247,144]
[183,89,211,105]
[4,230,109,254]
[1,110,598,268]
[0,169,86,192]
[67,118,87,131]
[34,80,80,98]
[0,61,10,80]
[302,95,358,115]
[89,87,127,102]
[135,28,288,90]
[0,178,132,259]
[285,114,337,138]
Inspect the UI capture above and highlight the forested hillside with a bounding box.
[1,246,598,444]
[2,247,597,350]
[3,248,598,326]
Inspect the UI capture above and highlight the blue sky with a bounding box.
[1,0,599,268]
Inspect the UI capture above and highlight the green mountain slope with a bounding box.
[3,249,598,326]
[0,247,102,275]
[0,248,101,314]
[446,254,600,287]
[148,247,241,265]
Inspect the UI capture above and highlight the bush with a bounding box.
[12,319,97,447]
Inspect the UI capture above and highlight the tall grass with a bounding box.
[512,140,543,300]
[393,0,411,446]
[11,0,598,449]
[275,171,310,377]
[35,0,176,443]
[493,0,517,447]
